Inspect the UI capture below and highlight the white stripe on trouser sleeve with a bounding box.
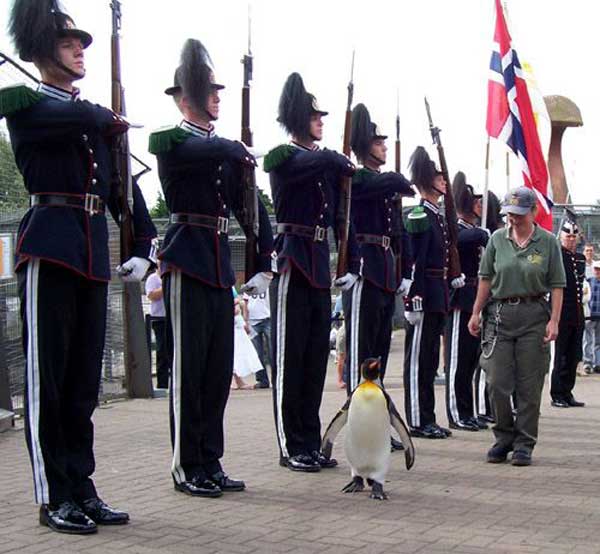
[349,279,364,392]
[26,259,49,504]
[477,369,487,416]
[409,315,424,428]
[448,309,461,423]
[275,271,291,458]
[169,271,186,483]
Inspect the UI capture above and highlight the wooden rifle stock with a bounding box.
[424,97,461,280]
[240,48,258,283]
[335,53,355,279]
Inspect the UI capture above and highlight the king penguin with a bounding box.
[321,357,415,500]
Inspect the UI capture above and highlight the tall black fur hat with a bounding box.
[486,190,502,232]
[409,146,442,193]
[452,171,482,215]
[9,0,92,63]
[165,39,224,114]
[350,103,387,162]
[277,72,328,140]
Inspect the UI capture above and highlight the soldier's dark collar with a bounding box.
[290,141,319,152]
[361,165,380,174]
[458,218,474,229]
[38,82,80,102]
[421,199,440,214]
[180,119,215,138]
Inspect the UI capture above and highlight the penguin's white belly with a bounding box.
[344,385,391,482]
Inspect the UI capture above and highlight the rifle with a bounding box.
[335,51,355,278]
[110,0,152,397]
[424,96,461,280]
[391,92,404,284]
[239,8,259,282]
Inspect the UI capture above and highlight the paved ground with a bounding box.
[2,332,600,554]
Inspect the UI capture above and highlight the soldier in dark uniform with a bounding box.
[474,191,503,425]
[264,73,358,472]
[550,219,586,408]
[445,173,489,431]
[403,147,464,439]
[343,103,414,397]
[3,0,157,534]
[148,40,273,497]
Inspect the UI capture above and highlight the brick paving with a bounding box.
[2,332,600,553]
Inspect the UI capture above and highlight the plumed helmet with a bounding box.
[277,72,328,140]
[9,0,92,63]
[408,146,442,194]
[452,171,482,215]
[485,191,503,232]
[350,103,387,162]
[164,39,224,115]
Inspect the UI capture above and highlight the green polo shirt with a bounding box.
[479,224,566,299]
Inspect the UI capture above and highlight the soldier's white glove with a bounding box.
[411,295,423,312]
[117,257,151,282]
[451,273,466,289]
[396,278,413,296]
[240,272,272,295]
[334,273,359,291]
[405,311,424,326]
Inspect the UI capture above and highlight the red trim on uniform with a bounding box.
[159,260,231,289]
[14,255,110,283]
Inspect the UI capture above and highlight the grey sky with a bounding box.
[0,0,596,207]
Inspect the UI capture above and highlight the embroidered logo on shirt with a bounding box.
[527,250,543,265]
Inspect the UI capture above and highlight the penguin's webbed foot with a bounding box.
[342,476,364,493]
[369,481,388,500]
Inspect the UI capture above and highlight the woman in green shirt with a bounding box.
[468,187,565,466]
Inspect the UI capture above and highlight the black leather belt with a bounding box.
[170,213,229,234]
[276,223,326,242]
[499,295,546,305]
[356,233,391,250]
[31,193,105,215]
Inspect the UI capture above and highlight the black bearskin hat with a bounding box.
[165,39,224,114]
[452,171,482,215]
[409,146,442,194]
[350,103,387,162]
[9,0,92,63]
[277,72,328,140]
[486,190,502,232]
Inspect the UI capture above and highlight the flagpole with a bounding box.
[505,150,510,192]
[481,137,491,229]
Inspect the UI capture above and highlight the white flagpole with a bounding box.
[481,137,491,229]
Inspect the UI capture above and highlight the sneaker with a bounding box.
[511,450,532,466]
[486,444,513,463]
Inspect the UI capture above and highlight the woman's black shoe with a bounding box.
[79,497,129,525]
[39,501,97,534]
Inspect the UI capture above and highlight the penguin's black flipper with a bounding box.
[321,396,352,459]
[382,391,416,470]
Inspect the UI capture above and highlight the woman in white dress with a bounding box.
[232,289,263,389]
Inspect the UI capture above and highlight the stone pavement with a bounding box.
[2,332,600,554]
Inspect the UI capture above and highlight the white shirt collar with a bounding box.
[180,119,215,138]
[38,82,80,102]
[422,199,440,214]
[458,218,474,228]
[290,141,319,152]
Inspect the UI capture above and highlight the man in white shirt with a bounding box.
[146,267,170,389]
[243,290,271,389]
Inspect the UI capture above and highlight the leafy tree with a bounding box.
[0,131,28,211]
[149,190,169,218]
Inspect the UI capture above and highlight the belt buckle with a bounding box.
[507,297,520,305]
[381,236,390,250]
[84,193,101,215]
[217,216,229,234]
[314,226,325,242]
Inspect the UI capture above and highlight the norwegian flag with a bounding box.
[486,0,553,230]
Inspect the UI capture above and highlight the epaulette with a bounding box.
[263,144,295,173]
[0,84,43,117]
[148,125,191,154]
[404,206,430,234]
[352,167,373,182]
